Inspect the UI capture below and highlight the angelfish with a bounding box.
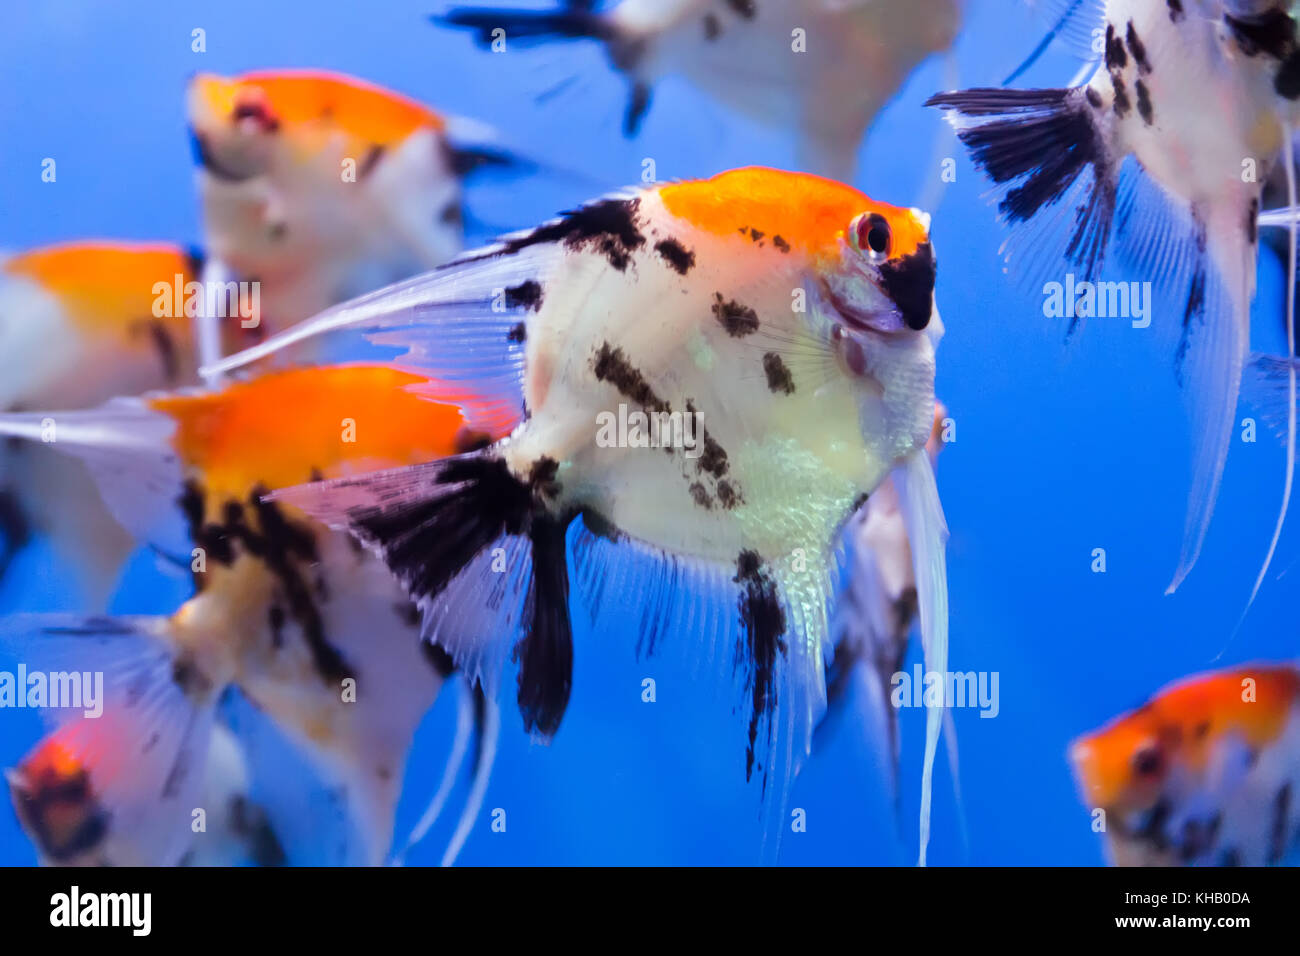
[0,365,505,866]
[1071,662,1300,866]
[205,166,951,862]
[188,68,523,368]
[928,1,1300,603]
[438,0,962,181]
[0,241,200,607]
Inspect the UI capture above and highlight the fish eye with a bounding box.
[1132,744,1163,778]
[854,213,891,261]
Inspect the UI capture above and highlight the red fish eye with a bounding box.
[1132,745,1163,777]
[856,213,891,257]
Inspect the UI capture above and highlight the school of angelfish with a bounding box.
[1,0,1298,867]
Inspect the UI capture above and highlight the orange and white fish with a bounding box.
[0,242,200,606]
[0,365,504,865]
[205,166,950,862]
[188,68,521,363]
[1070,662,1300,866]
[438,0,962,181]
[8,722,284,867]
[928,1,1300,603]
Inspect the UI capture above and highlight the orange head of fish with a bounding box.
[1069,665,1300,817]
[8,734,109,863]
[188,69,444,183]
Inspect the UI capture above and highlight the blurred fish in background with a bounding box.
[1071,661,1300,866]
[188,69,527,357]
[0,243,200,609]
[0,365,506,865]
[436,0,963,182]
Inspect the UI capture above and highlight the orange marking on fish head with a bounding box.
[657,167,930,265]
[189,70,444,180]
[1070,665,1300,814]
[148,364,489,513]
[3,241,196,345]
[9,730,112,862]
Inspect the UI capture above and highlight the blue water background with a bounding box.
[0,0,1295,865]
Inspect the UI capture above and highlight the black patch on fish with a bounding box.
[493,198,645,271]
[0,488,32,587]
[879,242,936,331]
[1104,24,1127,71]
[1167,0,1183,23]
[508,321,527,343]
[505,279,544,311]
[762,352,795,394]
[748,228,765,242]
[654,238,695,274]
[11,765,109,863]
[357,145,385,180]
[725,0,756,19]
[346,451,581,741]
[179,480,235,584]
[1133,796,1172,850]
[1134,79,1154,125]
[712,293,760,337]
[926,87,1112,282]
[440,202,464,226]
[528,456,562,500]
[1279,53,1300,100]
[733,550,787,789]
[1248,197,1260,245]
[346,455,532,611]
[684,401,730,480]
[171,656,213,698]
[228,795,287,867]
[1178,813,1221,862]
[246,489,351,685]
[1269,783,1292,864]
[1226,9,1296,60]
[1126,21,1152,75]
[1176,240,1208,378]
[689,482,713,510]
[1085,86,1102,109]
[703,13,720,41]
[716,480,738,510]
[772,235,790,253]
[593,342,670,414]
[513,512,573,736]
[422,639,456,678]
[179,479,351,684]
[445,141,523,178]
[1227,11,1300,99]
[1111,73,1131,117]
[268,605,286,649]
[625,82,653,137]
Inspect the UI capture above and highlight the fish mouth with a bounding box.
[188,129,258,183]
[877,242,936,331]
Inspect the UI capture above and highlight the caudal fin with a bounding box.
[1,614,219,866]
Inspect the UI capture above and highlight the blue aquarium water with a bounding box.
[0,0,1295,866]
